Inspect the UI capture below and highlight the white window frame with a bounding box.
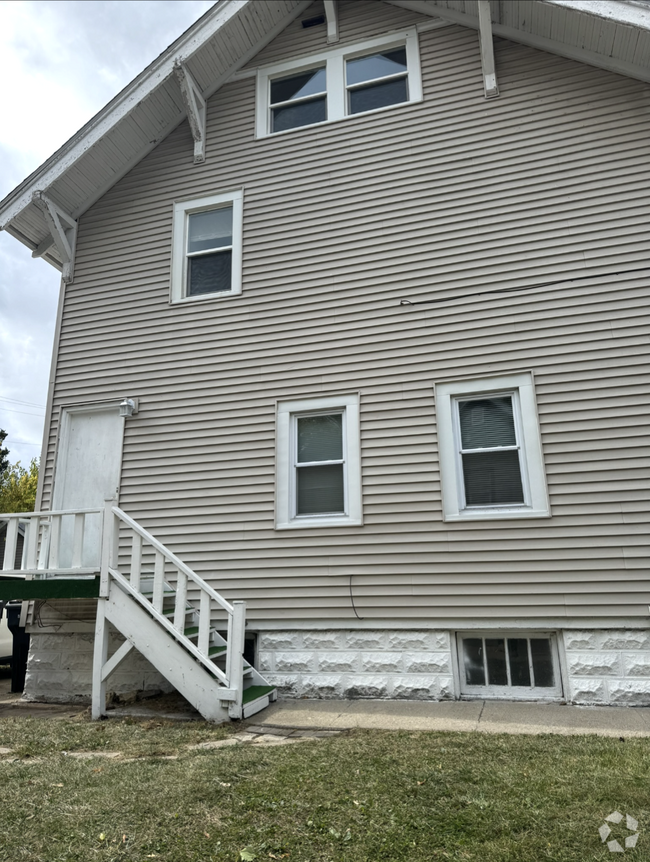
[170,190,243,304]
[255,28,422,138]
[456,631,564,701]
[276,393,362,529]
[435,372,550,521]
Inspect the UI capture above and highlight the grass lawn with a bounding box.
[0,717,648,862]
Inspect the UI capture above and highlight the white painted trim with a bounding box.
[174,62,207,164]
[323,0,339,43]
[170,189,243,303]
[276,393,362,529]
[256,27,423,138]
[456,630,564,700]
[434,371,551,522]
[31,192,77,283]
[477,0,499,99]
[245,617,650,630]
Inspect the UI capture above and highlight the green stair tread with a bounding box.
[242,685,276,705]
[209,645,227,656]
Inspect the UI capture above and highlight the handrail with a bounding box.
[0,507,102,519]
[107,566,232,690]
[111,505,234,615]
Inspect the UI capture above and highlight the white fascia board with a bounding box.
[0,0,311,230]
[389,0,650,82]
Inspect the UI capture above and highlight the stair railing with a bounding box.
[100,499,245,699]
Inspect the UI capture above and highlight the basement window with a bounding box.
[457,633,563,699]
[170,190,243,303]
[256,28,422,137]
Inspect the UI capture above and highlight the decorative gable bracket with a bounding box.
[323,0,339,43]
[477,0,499,99]
[174,61,207,164]
[31,192,77,283]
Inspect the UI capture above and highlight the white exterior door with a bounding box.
[52,405,125,568]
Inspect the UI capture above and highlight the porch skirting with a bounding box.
[22,629,174,704]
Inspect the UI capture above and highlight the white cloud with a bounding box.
[0,0,214,467]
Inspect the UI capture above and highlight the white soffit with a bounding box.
[0,0,311,269]
[390,0,650,82]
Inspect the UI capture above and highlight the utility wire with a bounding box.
[0,397,46,409]
[398,265,650,307]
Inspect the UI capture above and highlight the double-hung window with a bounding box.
[435,372,550,521]
[171,190,243,303]
[276,394,362,529]
[256,28,422,137]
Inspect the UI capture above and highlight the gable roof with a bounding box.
[2,0,649,272]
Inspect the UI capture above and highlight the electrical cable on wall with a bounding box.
[398,265,650,307]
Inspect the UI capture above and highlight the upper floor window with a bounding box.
[171,190,243,303]
[256,28,422,138]
[435,372,551,522]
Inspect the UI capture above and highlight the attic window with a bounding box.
[170,190,243,304]
[256,28,422,138]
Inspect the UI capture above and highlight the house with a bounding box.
[1,0,650,719]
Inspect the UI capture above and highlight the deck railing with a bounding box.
[1,508,103,575]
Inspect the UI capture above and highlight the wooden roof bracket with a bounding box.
[31,191,77,283]
[477,0,499,99]
[174,61,207,164]
[323,0,339,43]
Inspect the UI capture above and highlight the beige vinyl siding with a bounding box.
[41,0,650,624]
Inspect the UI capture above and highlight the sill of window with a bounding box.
[276,518,363,530]
[170,291,241,305]
[443,508,551,522]
[256,96,424,140]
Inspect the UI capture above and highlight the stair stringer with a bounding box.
[104,585,233,723]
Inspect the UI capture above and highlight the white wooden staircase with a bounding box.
[1,502,277,722]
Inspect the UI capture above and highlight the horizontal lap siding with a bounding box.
[45,0,650,622]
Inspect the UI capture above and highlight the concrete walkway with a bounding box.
[244,698,650,738]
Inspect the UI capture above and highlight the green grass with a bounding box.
[0,720,649,861]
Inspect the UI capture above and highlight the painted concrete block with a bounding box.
[608,680,650,705]
[569,678,607,704]
[599,631,650,651]
[300,674,344,698]
[568,652,621,677]
[259,632,303,651]
[257,651,274,672]
[563,631,598,650]
[623,653,650,677]
[303,632,343,650]
[318,652,359,673]
[345,631,385,650]
[391,675,436,699]
[265,674,300,696]
[386,632,429,651]
[361,652,402,673]
[274,651,314,672]
[27,651,60,670]
[404,652,451,674]
[342,676,389,699]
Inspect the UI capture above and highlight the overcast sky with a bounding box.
[0,0,214,469]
